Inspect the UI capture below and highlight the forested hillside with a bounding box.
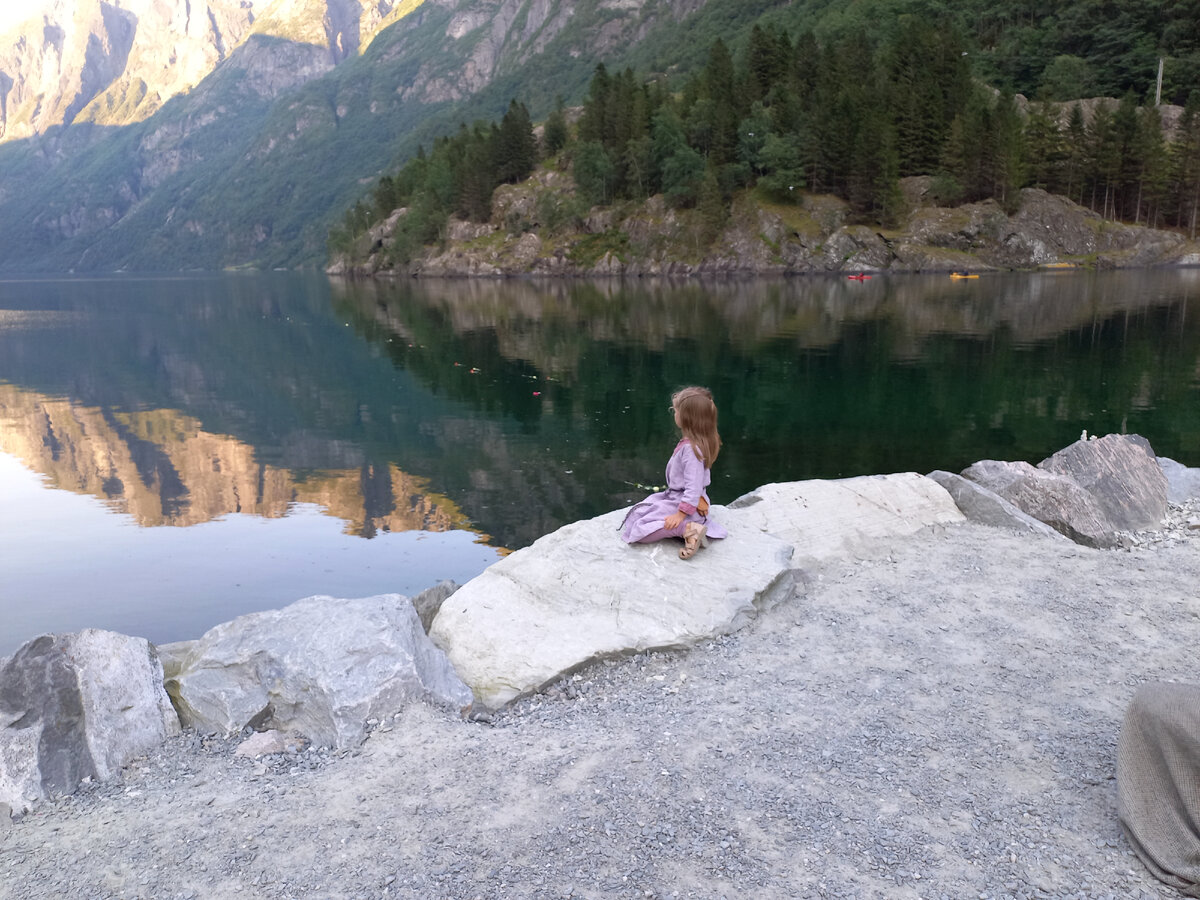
[2,0,1199,272]
[332,11,1200,270]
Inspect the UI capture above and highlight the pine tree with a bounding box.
[573,141,616,206]
[702,40,739,166]
[1171,92,1200,238]
[991,92,1026,211]
[494,99,536,185]
[578,64,611,145]
[1023,102,1063,191]
[1063,103,1088,204]
[543,96,568,157]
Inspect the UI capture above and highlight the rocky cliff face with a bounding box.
[0,0,419,142]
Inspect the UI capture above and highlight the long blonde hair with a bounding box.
[673,386,720,469]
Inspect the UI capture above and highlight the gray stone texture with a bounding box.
[166,594,473,749]
[960,458,1119,548]
[0,630,179,813]
[926,470,1068,540]
[1159,457,1200,504]
[1039,434,1167,532]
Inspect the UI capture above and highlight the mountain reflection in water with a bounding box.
[0,271,1197,652]
[0,385,469,537]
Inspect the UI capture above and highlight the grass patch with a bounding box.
[567,229,629,267]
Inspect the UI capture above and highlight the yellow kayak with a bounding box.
[949,273,979,279]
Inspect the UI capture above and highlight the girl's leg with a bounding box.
[631,522,687,544]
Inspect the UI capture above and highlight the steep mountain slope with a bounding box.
[0,0,783,272]
[0,0,418,140]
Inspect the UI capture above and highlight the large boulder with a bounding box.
[1158,457,1200,504]
[1039,435,1167,532]
[165,594,472,749]
[429,508,796,710]
[926,470,1068,540]
[0,630,179,813]
[960,459,1117,548]
[722,473,965,566]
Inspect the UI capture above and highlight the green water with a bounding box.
[0,271,1197,650]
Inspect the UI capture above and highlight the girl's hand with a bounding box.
[664,511,685,531]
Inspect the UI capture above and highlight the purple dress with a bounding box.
[620,439,728,544]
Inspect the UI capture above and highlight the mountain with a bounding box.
[1,0,1197,273]
[0,0,773,272]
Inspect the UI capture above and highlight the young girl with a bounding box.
[620,386,727,559]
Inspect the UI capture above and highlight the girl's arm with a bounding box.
[675,444,706,516]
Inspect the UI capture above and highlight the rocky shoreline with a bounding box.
[3,435,1200,898]
[330,183,1200,279]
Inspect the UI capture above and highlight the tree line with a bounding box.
[331,19,1200,262]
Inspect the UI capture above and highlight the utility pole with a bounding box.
[1155,57,1164,106]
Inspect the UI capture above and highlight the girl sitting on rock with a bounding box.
[620,386,727,559]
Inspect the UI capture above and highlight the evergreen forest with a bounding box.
[331,11,1200,265]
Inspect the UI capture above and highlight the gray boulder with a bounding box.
[411,580,460,634]
[1159,457,1200,504]
[430,508,796,710]
[0,630,180,813]
[926,470,1068,540]
[960,459,1118,548]
[1039,434,1167,532]
[166,594,473,749]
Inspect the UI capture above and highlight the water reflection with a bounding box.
[332,268,1200,359]
[0,385,470,537]
[0,271,1197,651]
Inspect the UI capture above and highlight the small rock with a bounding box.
[234,730,300,758]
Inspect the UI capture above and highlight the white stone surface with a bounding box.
[430,509,796,710]
[167,595,473,748]
[720,473,966,566]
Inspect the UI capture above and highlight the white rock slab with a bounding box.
[721,473,966,566]
[429,508,796,710]
[167,594,473,749]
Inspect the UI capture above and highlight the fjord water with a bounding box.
[1,271,1197,654]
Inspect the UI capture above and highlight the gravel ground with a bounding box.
[3,505,1200,900]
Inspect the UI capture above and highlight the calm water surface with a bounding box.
[1,271,1198,654]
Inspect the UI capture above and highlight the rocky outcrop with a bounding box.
[961,459,1118,548]
[163,594,473,748]
[0,630,179,813]
[926,470,1068,540]
[429,473,964,709]
[1039,434,1167,532]
[337,185,1200,278]
[960,435,1170,548]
